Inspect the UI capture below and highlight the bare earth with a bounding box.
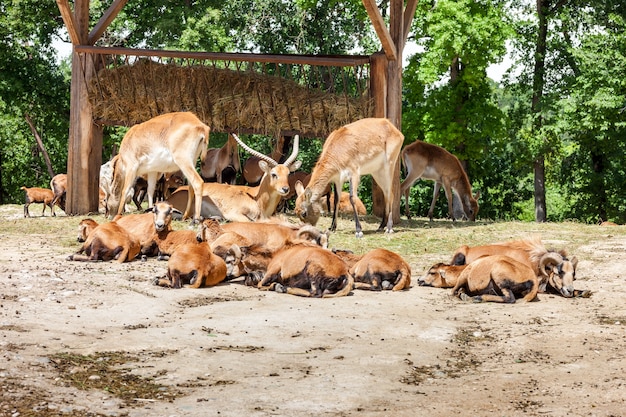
[1,205,625,417]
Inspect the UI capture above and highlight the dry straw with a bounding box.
[88,59,373,138]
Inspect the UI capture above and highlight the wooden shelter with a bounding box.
[56,0,417,216]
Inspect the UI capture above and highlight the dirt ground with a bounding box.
[1,205,625,417]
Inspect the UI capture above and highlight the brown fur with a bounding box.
[333,248,410,291]
[50,174,67,212]
[419,262,466,288]
[258,245,354,298]
[77,218,99,242]
[447,255,539,303]
[201,134,241,184]
[400,140,479,221]
[242,135,286,185]
[107,112,209,221]
[155,243,227,289]
[295,118,403,236]
[329,191,367,216]
[68,221,140,263]
[21,187,57,217]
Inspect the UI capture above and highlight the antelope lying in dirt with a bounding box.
[333,248,411,291]
[421,237,587,298]
[295,118,403,237]
[257,245,354,298]
[448,255,539,303]
[400,140,479,221]
[67,221,141,263]
[107,112,209,222]
[168,134,300,222]
[200,134,240,184]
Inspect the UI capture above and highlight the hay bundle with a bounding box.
[88,59,373,137]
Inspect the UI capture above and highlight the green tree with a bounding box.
[0,1,69,203]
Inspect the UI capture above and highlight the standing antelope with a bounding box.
[400,140,479,221]
[295,118,403,237]
[200,134,241,184]
[107,112,209,222]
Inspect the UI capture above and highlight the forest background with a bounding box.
[0,0,624,224]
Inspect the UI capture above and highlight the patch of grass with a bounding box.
[49,351,181,405]
[596,315,625,326]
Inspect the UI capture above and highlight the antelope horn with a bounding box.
[539,252,563,277]
[284,135,300,166]
[231,133,278,166]
[296,224,321,240]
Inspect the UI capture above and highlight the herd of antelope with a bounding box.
[20,111,591,301]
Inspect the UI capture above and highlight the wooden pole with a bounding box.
[66,0,102,215]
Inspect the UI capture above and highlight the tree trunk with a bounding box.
[531,0,548,222]
[591,151,608,222]
[24,113,56,179]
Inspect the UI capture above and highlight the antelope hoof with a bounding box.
[274,283,286,293]
[355,231,363,239]
[381,280,393,290]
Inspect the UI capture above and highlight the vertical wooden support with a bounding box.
[372,0,403,223]
[370,52,387,118]
[66,0,102,215]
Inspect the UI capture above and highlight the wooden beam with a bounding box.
[403,0,419,44]
[362,0,397,61]
[88,0,129,45]
[56,0,82,45]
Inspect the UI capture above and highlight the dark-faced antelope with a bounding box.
[400,140,479,221]
[106,112,209,222]
[295,118,403,237]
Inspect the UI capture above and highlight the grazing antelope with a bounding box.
[243,135,286,185]
[106,112,209,222]
[200,134,241,184]
[168,134,301,221]
[295,118,403,237]
[400,140,479,221]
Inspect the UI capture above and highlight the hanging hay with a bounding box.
[88,59,373,137]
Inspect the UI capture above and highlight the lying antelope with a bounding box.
[295,118,403,237]
[107,112,209,222]
[243,135,286,185]
[168,134,301,222]
[400,140,479,221]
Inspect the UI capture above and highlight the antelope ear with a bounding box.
[258,160,269,172]
[304,188,312,200]
[289,160,302,172]
[474,190,481,200]
[295,180,305,196]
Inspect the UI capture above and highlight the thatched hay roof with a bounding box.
[87,59,373,138]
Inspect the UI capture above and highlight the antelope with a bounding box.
[400,140,479,221]
[200,134,241,184]
[106,112,209,222]
[295,118,403,237]
[243,135,286,185]
[168,134,301,221]
[50,173,67,212]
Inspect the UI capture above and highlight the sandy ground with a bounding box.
[1,207,625,417]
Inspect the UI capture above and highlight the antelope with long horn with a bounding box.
[167,134,301,221]
[295,118,403,237]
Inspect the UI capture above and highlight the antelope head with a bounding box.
[232,134,301,196]
[539,252,578,297]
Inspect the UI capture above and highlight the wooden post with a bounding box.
[370,52,387,118]
[66,0,102,215]
[372,0,403,223]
